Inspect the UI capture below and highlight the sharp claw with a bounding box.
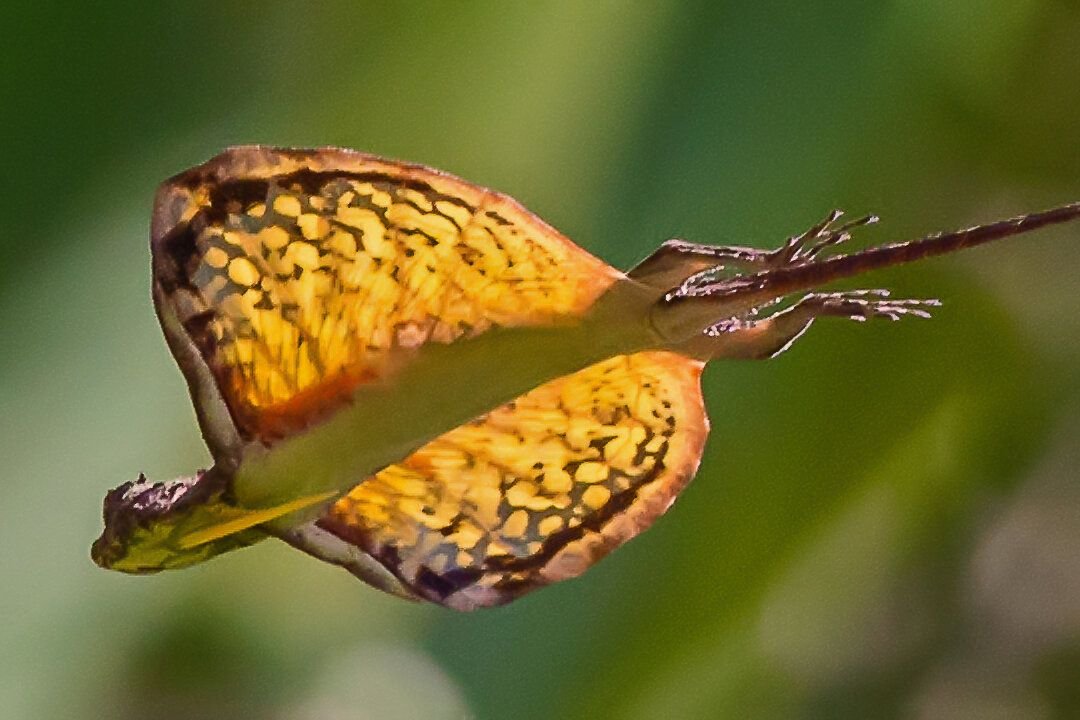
[835,213,879,233]
[805,290,938,322]
[771,209,885,271]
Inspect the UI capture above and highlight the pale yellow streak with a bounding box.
[178,491,337,549]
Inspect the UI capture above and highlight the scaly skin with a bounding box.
[92,146,1080,608]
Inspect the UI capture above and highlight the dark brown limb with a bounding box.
[629,210,878,292]
[653,201,1080,344]
[677,290,940,361]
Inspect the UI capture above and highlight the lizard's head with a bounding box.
[91,469,261,572]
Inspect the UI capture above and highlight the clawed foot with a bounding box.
[768,209,879,268]
[686,288,942,360]
[801,289,940,322]
[647,210,951,358]
[676,209,879,296]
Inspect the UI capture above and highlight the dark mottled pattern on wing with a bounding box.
[319,350,707,610]
[152,147,620,442]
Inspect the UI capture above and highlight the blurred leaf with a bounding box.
[3,2,1079,719]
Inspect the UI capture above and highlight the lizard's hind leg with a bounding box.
[629,210,878,290]
[678,290,940,361]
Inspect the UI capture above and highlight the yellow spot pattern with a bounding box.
[321,350,707,609]
[144,148,708,607]
[154,147,619,440]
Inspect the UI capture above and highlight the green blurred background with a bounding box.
[3,2,1080,718]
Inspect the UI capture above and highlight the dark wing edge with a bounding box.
[147,145,622,461]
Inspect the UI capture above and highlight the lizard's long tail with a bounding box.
[653,201,1080,343]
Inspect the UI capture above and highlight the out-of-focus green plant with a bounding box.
[2,2,1078,719]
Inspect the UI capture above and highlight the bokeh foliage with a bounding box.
[3,2,1079,718]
